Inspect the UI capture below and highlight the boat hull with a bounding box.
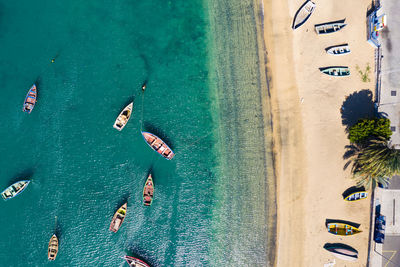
[320,66,350,77]
[142,132,175,160]
[1,180,30,201]
[344,191,368,201]
[109,203,127,233]
[327,222,361,236]
[315,19,346,34]
[48,234,59,261]
[326,44,351,55]
[143,174,154,206]
[22,84,37,113]
[124,256,150,267]
[324,243,358,258]
[113,102,133,131]
[292,0,316,30]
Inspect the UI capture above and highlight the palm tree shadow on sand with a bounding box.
[341,90,379,171]
[340,89,376,132]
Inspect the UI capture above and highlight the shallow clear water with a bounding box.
[0,0,274,266]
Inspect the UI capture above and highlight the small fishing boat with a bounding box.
[48,234,59,261]
[292,0,316,30]
[142,82,147,91]
[326,44,351,55]
[124,256,150,267]
[113,102,133,131]
[1,180,30,201]
[324,243,358,262]
[143,174,154,206]
[320,66,350,77]
[327,222,361,236]
[344,191,368,201]
[315,19,346,34]
[142,132,175,160]
[109,203,127,233]
[22,84,37,113]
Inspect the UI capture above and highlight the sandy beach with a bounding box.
[262,0,376,265]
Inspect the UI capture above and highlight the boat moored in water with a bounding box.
[143,174,154,206]
[109,203,127,233]
[315,19,346,34]
[292,0,316,30]
[1,180,30,201]
[124,256,150,267]
[344,191,368,201]
[22,84,37,113]
[142,132,175,160]
[320,66,350,77]
[327,222,361,236]
[326,44,350,55]
[113,102,133,131]
[324,243,358,261]
[48,234,59,261]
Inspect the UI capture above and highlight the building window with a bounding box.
[391,126,396,132]
[391,91,397,96]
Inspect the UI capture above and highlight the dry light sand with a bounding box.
[262,0,376,266]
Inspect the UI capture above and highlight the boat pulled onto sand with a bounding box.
[324,243,358,261]
[326,44,350,55]
[327,222,361,236]
[315,19,346,34]
[319,66,350,77]
[292,0,316,30]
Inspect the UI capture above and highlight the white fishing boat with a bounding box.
[1,180,30,201]
[320,66,350,77]
[326,44,350,55]
[315,19,346,34]
[292,0,316,30]
[113,102,133,131]
[324,243,358,261]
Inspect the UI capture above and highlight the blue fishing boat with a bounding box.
[344,191,368,201]
[22,84,37,113]
[142,132,175,160]
[1,180,30,201]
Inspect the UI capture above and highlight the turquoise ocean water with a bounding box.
[0,0,275,266]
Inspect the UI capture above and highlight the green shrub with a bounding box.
[348,118,392,144]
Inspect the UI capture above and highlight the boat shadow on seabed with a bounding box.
[9,168,35,185]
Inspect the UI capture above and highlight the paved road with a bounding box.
[381,236,400,267]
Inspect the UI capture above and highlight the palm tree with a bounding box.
[347,138,400,188]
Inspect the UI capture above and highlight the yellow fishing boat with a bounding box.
[48,234,59,261]
[327,223,361,236]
